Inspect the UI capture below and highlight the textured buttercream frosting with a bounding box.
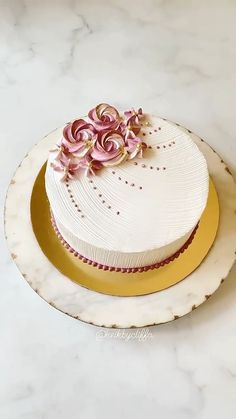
[45,114,209,268]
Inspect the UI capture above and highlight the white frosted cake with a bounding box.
[45,104,209,272]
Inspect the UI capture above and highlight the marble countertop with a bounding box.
[1,1,236,418]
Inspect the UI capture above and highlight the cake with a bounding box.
[45,104,209,272]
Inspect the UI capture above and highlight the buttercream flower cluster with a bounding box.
[51,103,147,180]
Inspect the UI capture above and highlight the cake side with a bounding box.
[45,107,209,269]
[52,214,196,268]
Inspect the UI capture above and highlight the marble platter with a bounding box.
[4,122,236,328]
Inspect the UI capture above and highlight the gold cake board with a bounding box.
[31,163,219,297]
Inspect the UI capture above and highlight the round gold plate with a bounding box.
[31,163,219,297]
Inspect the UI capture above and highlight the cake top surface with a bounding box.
[45,106,209,253]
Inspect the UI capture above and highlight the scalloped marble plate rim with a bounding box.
[4,120,236,328]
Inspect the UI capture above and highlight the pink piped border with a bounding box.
[51,213,199,273]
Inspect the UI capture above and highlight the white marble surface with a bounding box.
[1,1,236,419]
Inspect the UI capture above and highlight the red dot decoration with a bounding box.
[138,163,166,171]
[65,181,85,218]
[51,215,199,273]
[88,179,122,215]
[156,141,176,149]
[141,124,163,135]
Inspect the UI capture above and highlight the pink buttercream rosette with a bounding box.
[51,103,147,180]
